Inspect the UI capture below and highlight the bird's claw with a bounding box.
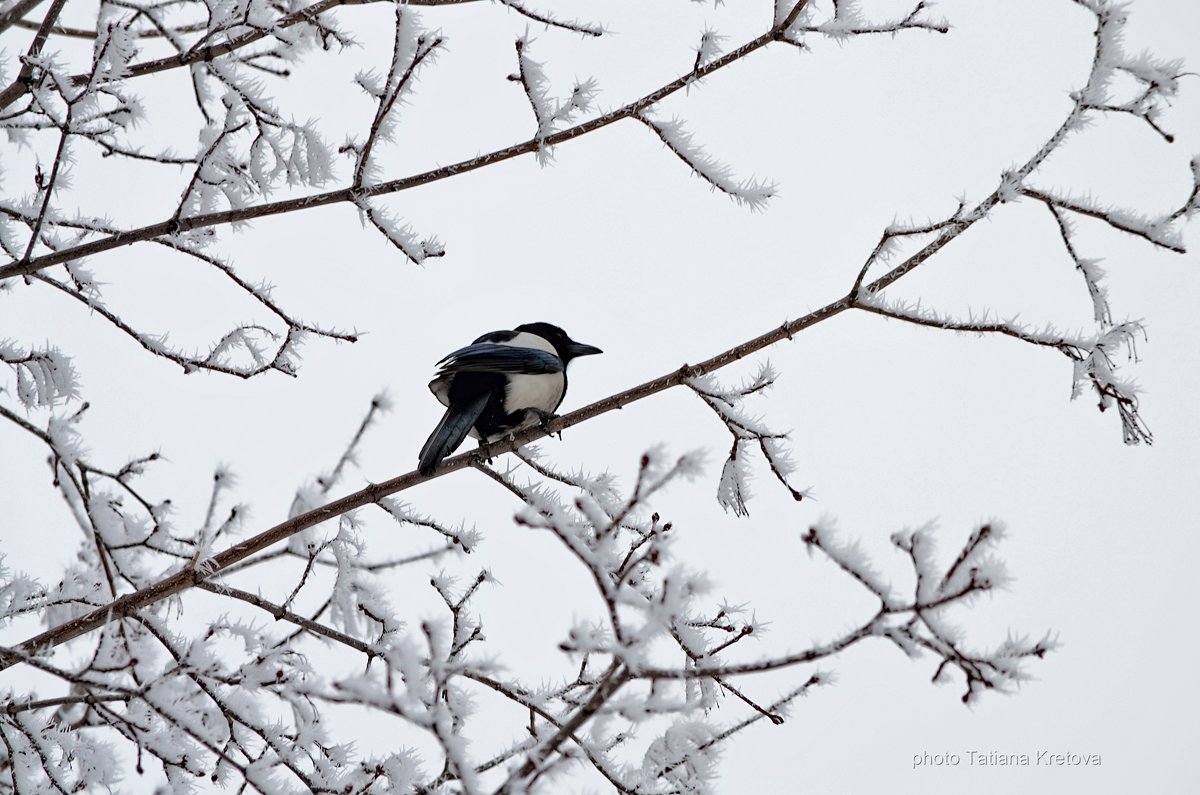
[473,441,496,466]
[528,408,561,439]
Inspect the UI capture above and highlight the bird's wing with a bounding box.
[418,391,490,475]
[434,343,564,375]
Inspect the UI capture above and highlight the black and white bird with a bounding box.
[417,322,602,475]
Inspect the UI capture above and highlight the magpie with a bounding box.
[417,322,602,475]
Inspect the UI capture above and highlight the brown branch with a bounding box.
[12,0,67,77]
[2,693,129,716]
[1043,200,1111,324]
[21,111,74,264]
[0,165,1064,670]
[496,662,627,793]
[850,202,965,295]
[1022,187,1187,254]
[852,301,1084,358]
[10,18,169,40]
[354,21,444,189]
[637,623,875,680]
[0,285,850,674]
[0,0,1145,684]
[0,400,52,443]
[0,0,46,35]
[495,0,603,38]
[487,449,782,725]
[462,672,636,794]
[194,581,382,658]
[649,678,822,784]
[0,0,377,110]
[1,0,814,280]
[0,0,493,110]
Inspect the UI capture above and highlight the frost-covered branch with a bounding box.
[854,296,1089,356]
[812,520,1055,705]
[6,0,1179,675]
[1,1,826,283]
[0,0,384,110]
[0,340,78,407]
[783,0,949,42]
[841,2,1193,446]
[1042,201,1112,324]
[33,268,354,378]
[0,200,359,377]
[850,201,968,297]
[1022,187,1187,254]
[1,1,1195,790]
[637,113,776,210]
[0,396,489,791]
[350,10,444,190]
[494,0,604,38]
[506,35,598,165]
[854,291,1154,446]
[630,521,1052,706]
[686,364,808,515]
[0,0,858,404]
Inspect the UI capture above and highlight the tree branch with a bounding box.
[1,1,815,280]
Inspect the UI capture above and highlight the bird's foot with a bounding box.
[473,440,497,466]
[528,408,561,439]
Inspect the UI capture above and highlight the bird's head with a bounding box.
[516,322,603,363]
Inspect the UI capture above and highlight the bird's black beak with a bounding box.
[566,341,603,358]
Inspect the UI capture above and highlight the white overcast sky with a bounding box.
[2,0,1199,792]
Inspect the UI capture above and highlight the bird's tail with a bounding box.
[418,393,490,475]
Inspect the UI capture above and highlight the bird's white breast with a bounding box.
[500,331,564,415]
[504,372,565,415]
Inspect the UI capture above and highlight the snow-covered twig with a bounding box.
[687,364,809,515]
[637,113,776,210]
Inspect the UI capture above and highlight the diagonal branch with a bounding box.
[0,285,847,674]
[1022,186,1187,253]
[0,0,486,110]
[1,1,815,280]
[0,0,46,36]
[0,0,1185,678]
[853,300,1086,358]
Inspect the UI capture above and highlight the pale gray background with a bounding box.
[2,0,1198,791]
